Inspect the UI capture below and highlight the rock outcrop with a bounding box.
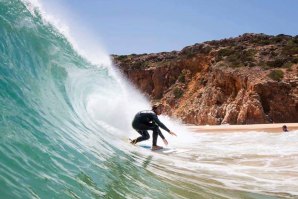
[112,33,298,125]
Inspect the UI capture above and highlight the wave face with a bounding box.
[0,1,152,198]
[1,1,298,199]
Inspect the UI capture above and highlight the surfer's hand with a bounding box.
[169,131,177,136]
[163,138,168,145]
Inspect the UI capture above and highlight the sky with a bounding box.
[41,0,298,55]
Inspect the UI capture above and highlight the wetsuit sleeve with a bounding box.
[152,114,170,132]
[158,131,165,139]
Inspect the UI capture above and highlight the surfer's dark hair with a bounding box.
[152,105,158,111]
[152,103,161,111]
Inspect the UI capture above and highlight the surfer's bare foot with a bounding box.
[152,145,163,151]
[129,139,136,145]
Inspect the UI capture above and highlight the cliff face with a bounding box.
[112,33,298,125]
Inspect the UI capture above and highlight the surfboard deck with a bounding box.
[129,139,188,154]
[138,144,177,154]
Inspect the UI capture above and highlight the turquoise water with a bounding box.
[1,1,298,198]
[0,1,155,198]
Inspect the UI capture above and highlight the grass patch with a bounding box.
[268,69,284,81]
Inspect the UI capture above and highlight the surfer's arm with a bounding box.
[152,115,170,132]
[157,127,168,145]
[158,131,165,139]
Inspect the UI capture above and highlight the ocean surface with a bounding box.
[1,1,298,198]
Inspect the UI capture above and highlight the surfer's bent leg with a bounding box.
[131,130,150,144]
[131,122,164,146]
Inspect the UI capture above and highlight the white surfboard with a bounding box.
[138,144,178,154]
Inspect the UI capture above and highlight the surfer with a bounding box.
[282,125,289,132]
[130,104,177,150]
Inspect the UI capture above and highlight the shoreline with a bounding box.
[186,123,298,133]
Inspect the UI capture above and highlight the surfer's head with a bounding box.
[152,103,163,115]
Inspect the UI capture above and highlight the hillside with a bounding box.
[112,33,298,125]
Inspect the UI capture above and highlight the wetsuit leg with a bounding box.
[152,130,158,146]
[134,130,150,143]
[132,121,165,146]
[152,125,164,146]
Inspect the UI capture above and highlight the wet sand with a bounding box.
[186,123,298,133]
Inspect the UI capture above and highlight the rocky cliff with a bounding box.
[112,33,298,125]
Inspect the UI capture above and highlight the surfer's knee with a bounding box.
[144,133,150,140]
[139,130,150,140]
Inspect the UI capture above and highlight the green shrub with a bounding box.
[267,59,286,68]
[251,37,271,45]
[291,57,298,64]
[293,36,298,44]
[182,47,197,58]
[178,73,186,83]
[224,49,255,68]
[133,61,148,69]
[201,46,212,54]
[259,40,271,45]
[287,67,293,72]
[226,55,242,67]
[282,39,298,55]
[215,48,235,62]
[117,55,128,60]
[173,88,183,99]
[241,49,256,61]
[283,62,293,68]
[268,69,284,81]
[251,37,270,45]
[217,48,235,57]
[271,37,283,43]
[283,45,298,55]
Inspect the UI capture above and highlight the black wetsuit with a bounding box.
[131,110,170,146]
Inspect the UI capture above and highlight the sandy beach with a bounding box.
[187,123,298,133]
